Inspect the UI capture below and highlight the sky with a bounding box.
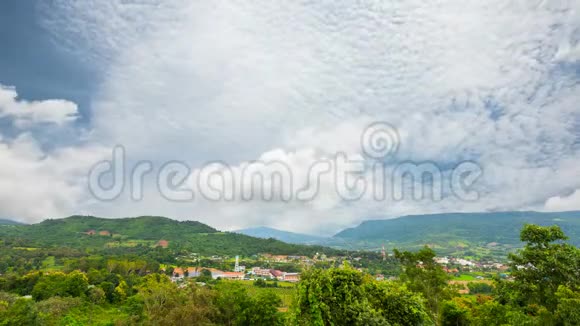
[1,0,580,235]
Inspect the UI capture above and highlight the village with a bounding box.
[165,250,511,285]
[167,254,309,283]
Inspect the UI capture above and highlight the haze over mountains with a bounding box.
[235,227,327,245]
[0,219,25,226]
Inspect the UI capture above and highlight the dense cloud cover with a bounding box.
[1,1,579,234]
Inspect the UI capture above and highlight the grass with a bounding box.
[12,247,39,251]
[452,274,476,281]
[41,256,57,271]
[230,280,296,308]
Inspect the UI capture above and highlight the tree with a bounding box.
[254,278,267,288]
[467,282,493,294]
[113,280,129,303]
[554,285,580,325]
[32,272,68,301]
[98,281,116,303]
[213,282,252,325]
[394,246,455,319]
[365,281,431,326]
[160,283,217,326]
[501,224,580,312]
[64,271,89,298]
[290,263,429,326]
[439,298,470,326]
[36,296,82,325]
[0,298,37,326]
[137,274,180,322]
[245,291,283,326]
[31,271,88,301]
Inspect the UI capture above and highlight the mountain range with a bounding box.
[236,211,580,256]
[235,226,327,244]
[2,211,579,258]
[332,211,580,252]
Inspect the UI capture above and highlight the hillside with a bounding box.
[235,226,327,244]
[0,219,24,225]
[332,211,580,255]
[0,215,342,256]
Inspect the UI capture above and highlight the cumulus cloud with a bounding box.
[545,189,580,211]
[0,134,106,221]
[0,85,105,222]
[0,85,78,127]
[21,0,580,232]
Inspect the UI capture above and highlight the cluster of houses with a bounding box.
[171,267,245,280]
[250,267,300,282]
[171,267,300,282]
[169,266,301,283]
[434,256,509,272]
[260,254,314,264]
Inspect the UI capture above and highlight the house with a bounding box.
[220,272,245,280]
[283,273,300,282]
[172,267,184,278]
[252,267,273,278]
[84,229,96,235]
[270,270,284,280]
[157,240,169,248]
[455,258,475,267]
[375,274,385,281]
[99,230,111,236]
[209,269,244,280]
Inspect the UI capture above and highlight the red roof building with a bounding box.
[157,240,169,248]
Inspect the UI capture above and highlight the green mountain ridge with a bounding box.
[0,215,342,257]
[330,211,580,255]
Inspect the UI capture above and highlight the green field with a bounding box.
[452,274,476,281]
[230,280,296,309]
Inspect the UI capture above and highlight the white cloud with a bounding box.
[21,0,580,232]
[0,133,106,222]
[545,189,580,211]
[0,85,106,222]
[0,85,78,126]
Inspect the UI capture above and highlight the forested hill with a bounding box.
[38,215,217,238]
[0,215,342,256]
[333,211,580,250]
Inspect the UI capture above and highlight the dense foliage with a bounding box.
[291,264,429,325]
